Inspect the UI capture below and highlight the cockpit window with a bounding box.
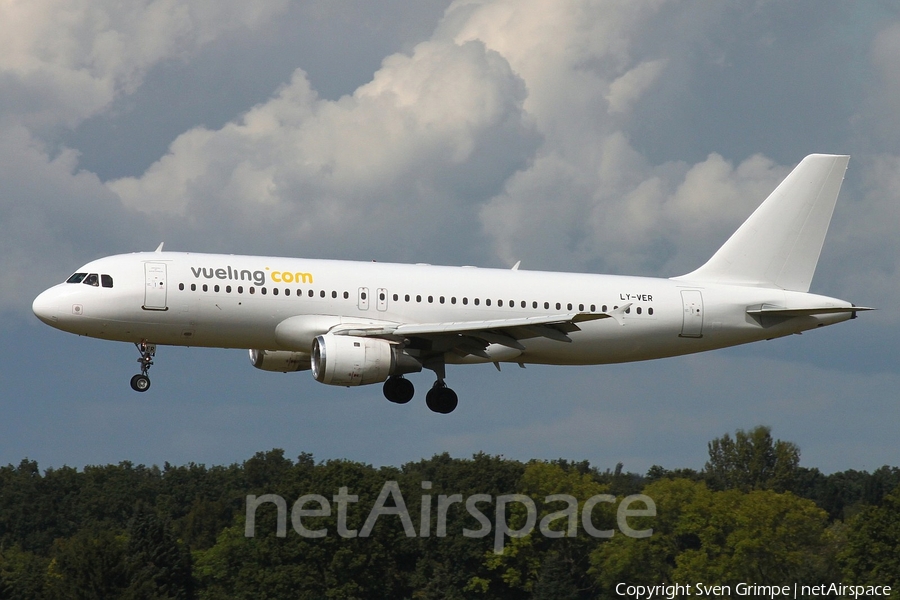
[101,274,113,288]
[83,273,99,287]
[66,273,87,284]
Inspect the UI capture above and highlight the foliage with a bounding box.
[0,428,896,598]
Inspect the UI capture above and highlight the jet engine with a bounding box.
[311,334,421,386]
[249,349,311,372]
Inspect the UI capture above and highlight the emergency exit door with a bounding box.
[680,290,703,338]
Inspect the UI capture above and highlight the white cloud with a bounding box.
[107,37,538,260]
[0,0,289,129]
[605,59,667,114]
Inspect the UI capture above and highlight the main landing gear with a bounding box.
[383,376,415,404]
[382,362,459,414]
[425,380,458,414]
[130,341,156,392]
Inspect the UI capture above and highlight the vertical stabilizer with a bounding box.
[674,154,849,292]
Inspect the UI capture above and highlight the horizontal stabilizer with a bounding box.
[746,306,874,317]
[675,154,849,292]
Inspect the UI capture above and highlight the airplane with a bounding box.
[32,154,871,413]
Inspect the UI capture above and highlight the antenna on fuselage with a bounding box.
[154,242,164,253]
[511,260,521,271]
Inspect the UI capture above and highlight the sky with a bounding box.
[1,0,898,476]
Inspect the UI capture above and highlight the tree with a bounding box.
[705,426,799,492]
[122,503,194,599]
[839,485,900,592]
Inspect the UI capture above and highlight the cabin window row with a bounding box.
[178,283,350,299]
[175,282,653,315]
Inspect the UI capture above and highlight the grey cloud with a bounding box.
[107,38,539,262]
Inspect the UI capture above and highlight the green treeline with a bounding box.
[0,426,898,599]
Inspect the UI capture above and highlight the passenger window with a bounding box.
[226,286,232,293]
[648,307,654,316]
[332,291,338,298]
[486,299,491,306]
[521,301,526,308]
[83,274,100,287]
[474,298,480,306]
[214,285,220,292]
[463,298,468,305]
[579,304,584,311]
[273,288,279,296]
[555,303,561,310]
[66,273,87,284]
[602,305,608,312]
[179,283,185,291]
[544,302,549,309]
[202,284,208,292]
[238,286,244,294]
[532,301,537,309]
[636,307,642,315]
[191,284,197,291]
[320,290,325,298]
[101,274,113,288]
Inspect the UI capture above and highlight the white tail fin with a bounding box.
[674,154,849,292]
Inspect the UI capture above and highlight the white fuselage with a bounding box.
[32,251,854,366]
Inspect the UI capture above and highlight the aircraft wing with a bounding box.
[330,312,614,359]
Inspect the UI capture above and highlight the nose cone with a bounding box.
[33,288,60,325]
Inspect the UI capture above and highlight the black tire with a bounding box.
[426,386,458,414]
[130,374,151,392]
[384,377,415,404]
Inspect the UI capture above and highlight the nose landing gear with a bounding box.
[130,342,156,392]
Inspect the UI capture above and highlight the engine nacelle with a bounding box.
[249,349,311,372]
[311,334,421,386]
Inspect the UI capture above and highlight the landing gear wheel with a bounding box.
[130,374,151,392]
[383,377,415,404]
[425,383,458,414]
[131,341,157,393]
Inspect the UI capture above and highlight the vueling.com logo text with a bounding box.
[190,266,314,286]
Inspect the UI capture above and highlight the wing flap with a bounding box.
[390,312,608,336]
[329,312,610,343]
